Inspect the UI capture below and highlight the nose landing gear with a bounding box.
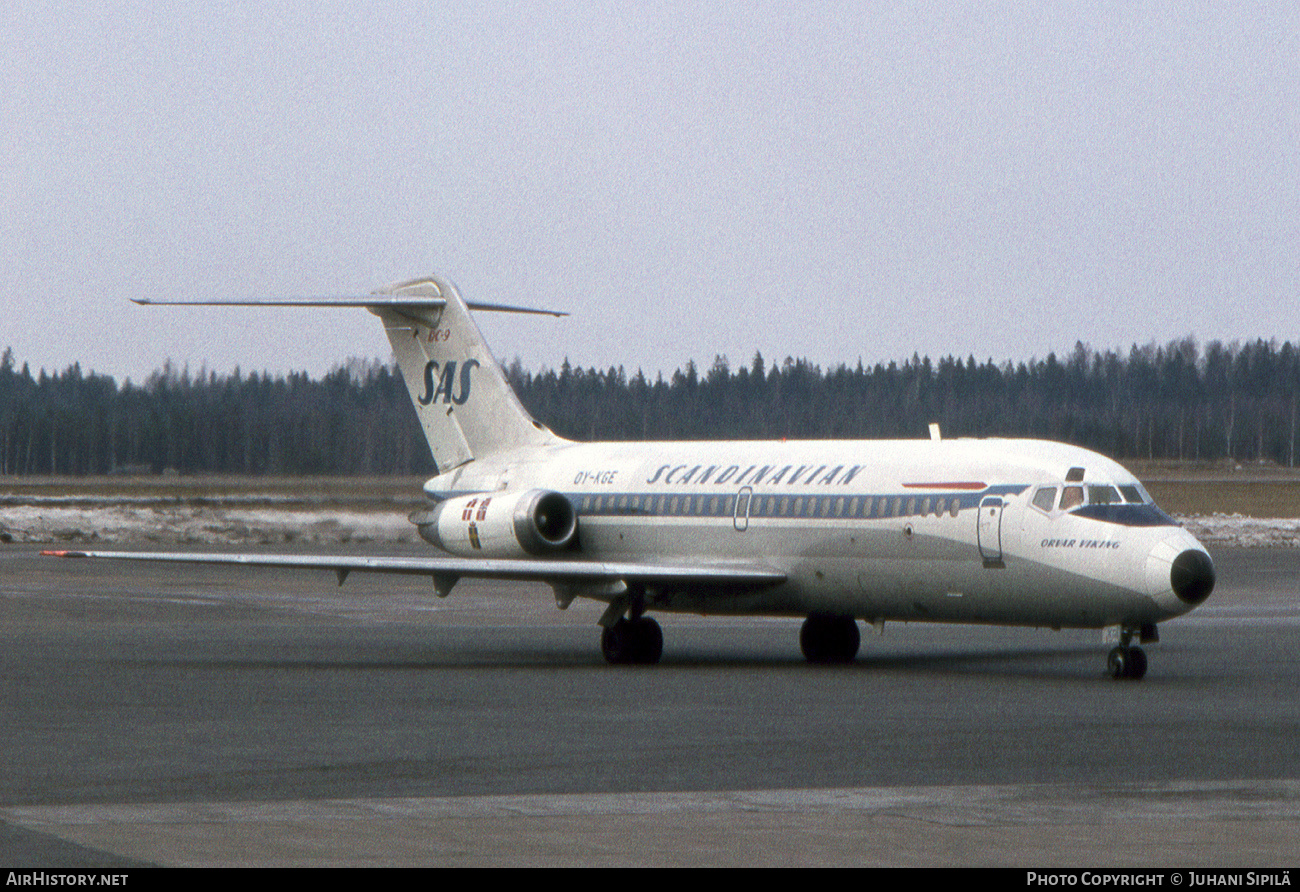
[1107,645,1147,680]
[1107,624,1156,680]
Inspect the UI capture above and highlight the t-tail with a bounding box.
[133,273,568,473]
[371,275,567,472]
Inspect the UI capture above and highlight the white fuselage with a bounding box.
[422,436,1208,630]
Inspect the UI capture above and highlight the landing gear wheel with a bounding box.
[601,617,663,665]
[1107,645,1147,680]
[1126,646,1147,679]
[1107,646,1126,679]
[601,620,632,664]
[633,617,663,664]
[800,614,860,664]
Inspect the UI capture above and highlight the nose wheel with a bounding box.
[1107,624,1154,680]
[1107,645,1148,680]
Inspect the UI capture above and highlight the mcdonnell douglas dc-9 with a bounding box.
[46,275,1215,678]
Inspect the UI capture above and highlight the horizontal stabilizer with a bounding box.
[132,295,567,316]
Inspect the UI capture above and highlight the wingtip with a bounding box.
[41,550,89,558]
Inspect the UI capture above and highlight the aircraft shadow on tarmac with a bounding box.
[127,642,1154,680]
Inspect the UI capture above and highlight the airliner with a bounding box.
[45,274,1215,678]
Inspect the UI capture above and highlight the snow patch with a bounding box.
[1179,514,1300,549]
[0,504,415,545]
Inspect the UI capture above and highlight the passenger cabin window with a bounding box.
[1032,487,1058,513]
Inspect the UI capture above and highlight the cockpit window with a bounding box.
[1087,485,1122,505]
[1057,479,1173,526]
[1032,487,1057,513]
[1038,481,1151,515]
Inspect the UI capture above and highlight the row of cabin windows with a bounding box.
[576,492,967,520]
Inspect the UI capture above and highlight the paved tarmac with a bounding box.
[0,545,1297,866]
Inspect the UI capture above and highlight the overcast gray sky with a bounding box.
[3,2,1297,385]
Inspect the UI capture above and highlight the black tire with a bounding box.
[1126,646,1148,680]
[800,614,860,664]
[601,617,663,665]
[601,620,633,665]
[1107,646,1128,679]
[1108,645,1147,680]
[632,617,663,665]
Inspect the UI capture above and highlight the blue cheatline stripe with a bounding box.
[431,488,1029,525]
[566,484,1029,521]
[429,485,1028,522]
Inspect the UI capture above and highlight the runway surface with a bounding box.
[1,545,1297,866]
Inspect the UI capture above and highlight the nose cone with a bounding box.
[1145,531,1214,617]
[1170,548,1215,606]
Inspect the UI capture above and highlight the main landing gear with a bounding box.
[599,583,664,665]
[800,614,860,664]
[600,616,663,665]
[1107,624,1156,680]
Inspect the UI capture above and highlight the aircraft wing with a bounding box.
[40,549,786,595]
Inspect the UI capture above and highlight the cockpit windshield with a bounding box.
[1031,480,1165,522]
[1031,479,1172,526]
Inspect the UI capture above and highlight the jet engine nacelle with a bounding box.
[412,489,578,558]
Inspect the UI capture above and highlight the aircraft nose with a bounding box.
[1170,548,1215,606]
[1145,532,1214,616]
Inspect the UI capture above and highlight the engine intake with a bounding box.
[413,489,577,558]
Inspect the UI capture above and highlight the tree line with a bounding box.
[2,337,1300,476]
[0,352,429,476]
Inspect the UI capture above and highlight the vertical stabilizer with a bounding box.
[373,275,564,473]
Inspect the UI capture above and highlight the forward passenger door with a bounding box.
[978,496,1004,568]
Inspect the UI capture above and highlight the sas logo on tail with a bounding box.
[418,359,480,405]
